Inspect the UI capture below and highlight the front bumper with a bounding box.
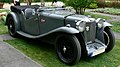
[86,39,107,57]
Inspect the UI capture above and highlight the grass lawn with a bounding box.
[0,9,9,34]
[84,12,111,20]
[5,38,120,67]
[93,8,120,15]
[0,22,8,34]
[111,22,120,33]
[0,9,9,13]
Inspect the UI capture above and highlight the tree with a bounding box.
[25,0,45,6]
[63,0,95,14]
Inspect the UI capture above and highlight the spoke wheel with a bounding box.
[56,34,81,65]
[104,27,115,52]
[8,17,17,37]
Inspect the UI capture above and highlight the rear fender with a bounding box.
[6,12,20,31]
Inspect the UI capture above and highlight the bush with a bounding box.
[97,0,105,8]
[105,1,120,8]
[89,3,98,9]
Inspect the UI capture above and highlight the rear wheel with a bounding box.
[56,34,81,65]
[104,27,115,52]
[7,17,17,37]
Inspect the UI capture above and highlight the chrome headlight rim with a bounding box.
[96,18,104,28]
[98,22,103,28]
[76,21,86,32]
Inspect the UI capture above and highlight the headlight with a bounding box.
[96,18,104,28]
[76,21,86,32]
[98,23,103,28]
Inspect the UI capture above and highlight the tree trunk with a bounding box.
[26,0,31,5]
[41,0,45,7]
[79,8,85,15]
[76,8,85,15]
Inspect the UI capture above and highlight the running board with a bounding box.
[17,31,42,38]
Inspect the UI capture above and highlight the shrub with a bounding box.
[105,2,111,7]
[63,0,96,14]
[89,3,98,9]
[98,0,105,8]
[105,1,120,8]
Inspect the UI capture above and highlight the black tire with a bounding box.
[55,34,81,65]
[7,16,17,37]
[104,27,115,52]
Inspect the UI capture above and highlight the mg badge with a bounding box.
[40,18,46,23]
[86,26,90,31]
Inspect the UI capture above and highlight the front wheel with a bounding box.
[7,17,17,37]
[104,27,115,52]
[55,34,81,65]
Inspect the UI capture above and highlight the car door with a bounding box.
[23,13,40,35]
[39,12,64,34]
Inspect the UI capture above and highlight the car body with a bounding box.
[5,5,115,65]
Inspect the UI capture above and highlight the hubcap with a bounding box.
[63,46,66,53]
[10,24,12,30]
[8,20,15,35]
[57,38,75,62]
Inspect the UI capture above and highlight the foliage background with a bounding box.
[0,0,61,2]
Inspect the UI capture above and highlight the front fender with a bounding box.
[6,12,20,31]
[103,22,112,27]
[54,27,79,34]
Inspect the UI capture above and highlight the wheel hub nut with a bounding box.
[63,46,66,53]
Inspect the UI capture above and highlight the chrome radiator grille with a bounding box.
[84,22,96,42]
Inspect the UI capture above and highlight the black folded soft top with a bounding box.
[10,5,40,13]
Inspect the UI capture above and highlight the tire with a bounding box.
[7,16,17,37]
[104,27,115,52]
[55,34,81,65]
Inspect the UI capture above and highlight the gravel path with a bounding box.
[0,41,42,67]
[0,34,42,67]
[0,34,14,41]
[86,9,120,23]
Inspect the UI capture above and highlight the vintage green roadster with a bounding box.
[5,5,115,65]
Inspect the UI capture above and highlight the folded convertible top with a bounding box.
[11,5,40,13]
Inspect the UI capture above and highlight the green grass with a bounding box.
[0,9,9,13]
[0,9,10,34]
[84,12,111,20]
[111,22,120,33]
[5,38,120,67]
[94,8,120,15]
[0,22,8,34]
